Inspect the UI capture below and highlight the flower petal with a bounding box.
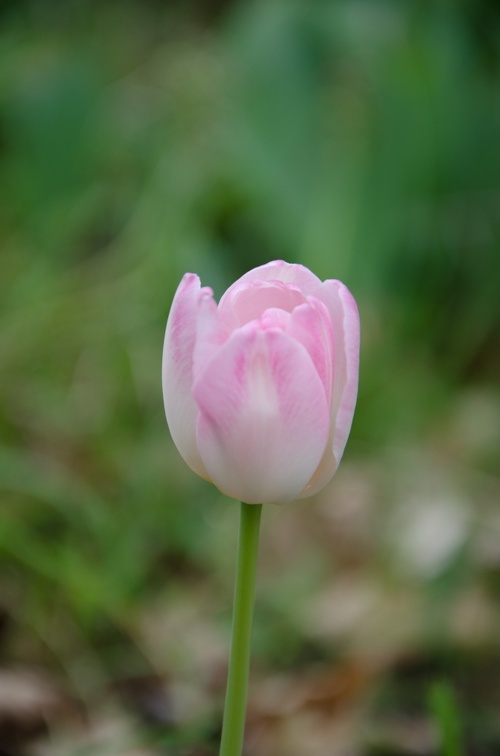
[193,324,330,504]
[286,297,334,409]
[162,273,211,478]
[219,279,307,327]
[192,289,231,379]
[299,280,360,497]
[221,260,323,300]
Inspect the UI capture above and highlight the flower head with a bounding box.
[162,261,359,504]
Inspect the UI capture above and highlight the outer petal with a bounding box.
[162,274,212,478]
[193,324,330,504]
[299,280,360,498]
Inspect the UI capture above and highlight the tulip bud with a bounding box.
[162,260,360,505]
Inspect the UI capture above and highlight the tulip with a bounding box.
[162,260,360,504]
[163,260,360,755]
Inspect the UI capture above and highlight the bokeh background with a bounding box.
[1,1,500,754]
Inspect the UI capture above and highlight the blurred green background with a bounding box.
[1,1,500,754]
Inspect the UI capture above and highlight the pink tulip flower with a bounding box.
[162,260,360,505]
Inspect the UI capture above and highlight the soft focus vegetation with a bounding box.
[1,1,499,754]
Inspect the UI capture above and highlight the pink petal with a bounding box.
[218,279,307,327]
[193,324,330,504]
[286,297,334,409]
[299,280,360,498]
[192,290,231,380]
[259,307,291,331]
[162,274,211,479]
[221,260,323,300]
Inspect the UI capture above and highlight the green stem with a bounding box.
[219,502,263,756]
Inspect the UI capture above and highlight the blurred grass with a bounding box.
[0,0,499,753]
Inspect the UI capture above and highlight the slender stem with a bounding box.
[219,502,263,756]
